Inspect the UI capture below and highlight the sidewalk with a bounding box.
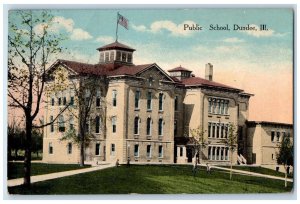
[210,165,293,182]
[7,163,114,187]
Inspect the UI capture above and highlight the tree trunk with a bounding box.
[230,150,233,180]
[284,165,287,188]
[79,127,85,167]
[23,119,32,187]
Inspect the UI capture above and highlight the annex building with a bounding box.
[43,41,293,168]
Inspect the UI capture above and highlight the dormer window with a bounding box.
[105,52,109,62]
[110,51,115,61]
[127,53,132,63]
[122,52,126,61]
[116,51,121,61]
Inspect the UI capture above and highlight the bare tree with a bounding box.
[224,122,238,180]
[8,10,67,186]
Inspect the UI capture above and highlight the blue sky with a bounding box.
[8,8,294,123]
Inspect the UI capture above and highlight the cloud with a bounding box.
[95,36,114,44]
[238,24,275,38]
[70,28,93,40]
[34,16,92,41]
[132,20,199,37]
[223,37,245,43]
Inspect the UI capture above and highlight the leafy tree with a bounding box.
[8,120,25,159]
[8,10,67,186]
[276,134,293,188]
[224,123,238,180]
[31,128,43,158]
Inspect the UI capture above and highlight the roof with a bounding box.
[181,76,242,91]
[96,41,136,52]
[168,66,192,72]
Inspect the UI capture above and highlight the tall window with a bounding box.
[58,97,62,106]
[224,101,229,114]
[212,99,216,113]
[147,117,152,135]
[134,144,139,157]
[180,147,183,156]
[221,125,224,138]
[58,115,65,132]
[100,52,104,62]
[174,96,178,111]
[51,97,55,106]
[158,118,163,136]
[95,116,101,133]
[135,90,140,109]
[134,117,139,135]
[212,124,215,138]
[70,96,74,106]
[127,53,132,63]
[174,120,178,136]
[85,89,90,106]
[63,96,67,105]
[49,142,53,154]
[271,131,275,142]
[158,145,163,158]
[110,51,114,61]
[111,144,115,156]
[159,93,163,111]
[112,90,117,107]
[105,52,109,62]
[208,98,212,113]
[96,90,101,107]
[147,92,152,110]
[276,132,280,142]
[112,116,116,133]
[95,143,100,156]
[50,116,54,132]
[69,116,74,130]
[122,52,126,61]
[220,100,224,114]
[67,143,72,154]
[216,100,220,114]
[116,51,121,61]
[216,125,220,138]
[208,123,211,138]
[146,145,151,158]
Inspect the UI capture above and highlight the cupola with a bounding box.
[168,65,192,80]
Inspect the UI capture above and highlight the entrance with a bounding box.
[187,148,193,163]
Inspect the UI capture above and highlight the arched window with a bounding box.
[112,90,117,107]
[112,116,116,133]
[95,116,101,133]
[58,115,65,132]
[134,116,139,135]
[147,117,152,135]
[158,118,163,136]
[159,93,163,111]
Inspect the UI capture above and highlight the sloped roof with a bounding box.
[181,77,241,91]
[96,41,136,52]
[168,66,192,72]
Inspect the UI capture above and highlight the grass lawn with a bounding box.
[222,166,293,178]
[8,162,91,179]
[8,165,293,194]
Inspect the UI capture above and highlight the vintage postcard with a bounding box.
[6,7,294,196]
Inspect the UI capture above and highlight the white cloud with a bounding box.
[132,20,199,37]
[34,16,92,41]
[223,37,245,43]
[70,28,93,40]
[95,36,114,44]
[239,24,275,37]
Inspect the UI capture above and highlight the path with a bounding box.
[7,163,114,187]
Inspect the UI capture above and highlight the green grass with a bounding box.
[8,162,91,179]
[222,166,293,178]
[8,165,293,194]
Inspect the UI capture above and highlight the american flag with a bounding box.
[118,13,128,29]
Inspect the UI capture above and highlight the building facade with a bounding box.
[43,41,293,166]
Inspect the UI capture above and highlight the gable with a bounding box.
[136,64,174,83]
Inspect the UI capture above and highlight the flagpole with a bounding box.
[115,12,119,42]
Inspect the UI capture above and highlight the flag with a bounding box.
[118,13,128,29]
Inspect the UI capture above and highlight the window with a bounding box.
[146,145,151,158]
[50,116,54,132]
[112,116,116,133]
[174,96,178,111]
[58,97,62,106]
[216,125,220,138]
[208,123,211,138]
[127,53,132,63]
[51,97,55,106]
[238,127,243,140]
[63,97,67,105]
[174,120,177,136]
[122,52,126,61]
[224,101,229,114]
[158,118,163,136]
[85,89,90,106]
[116,51,121,61]
[58,115,65,132]
[67,143,72,154]
[69,116,74,130]
[221,125,224,138]
[180,147,183,157]
[158,145,163,158]
[208,146,212,160]
[134,117,139,135]
[225,125,228,138]
[159,93,163,111]
[49,142,53,154]
[208,98,212,113]
[95,143,100,156]
[96,90,101,107]
[147,117,152,135]
[95,116,101,133]
[272,153,274,160]
[208,98,229,115]
[135,90,140,109]
[70,96,74,106]
[216,100,220,114]
[100,52,104,62]
[111,144,115,156]
[212,124,215,138]
[147,92,152,110]
[148,77,154,86]
[277,132,280,142]
[112,90,117,107]
[271,131,275,142]
[110,51,115,61]
[212,147,215,160]
[134,144,139,157]
[212,99,216,113]
[85,120,89,133]
[105,52,109,62]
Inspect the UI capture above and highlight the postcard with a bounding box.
[7,7,294,196]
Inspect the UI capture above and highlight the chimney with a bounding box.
[205,63,213,81]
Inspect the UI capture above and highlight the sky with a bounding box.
[8,8,294,123]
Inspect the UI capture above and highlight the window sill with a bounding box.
[158,110,164,113]
[146,136,152,140]
[147,109,152,112]
[134,108,140,111]
[134,135,139,139]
